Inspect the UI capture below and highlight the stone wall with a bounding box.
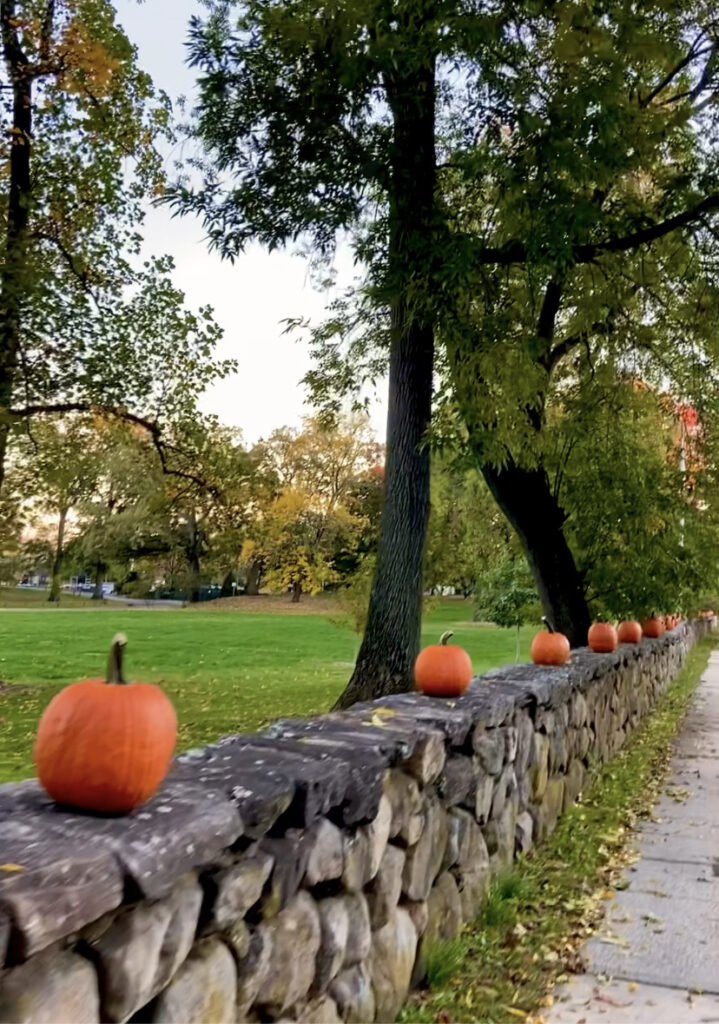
[0,620,712,1023]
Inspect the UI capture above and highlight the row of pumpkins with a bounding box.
[416,609,716,698]
[33,610,715,818]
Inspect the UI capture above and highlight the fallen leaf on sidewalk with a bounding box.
[593,990,632,1008]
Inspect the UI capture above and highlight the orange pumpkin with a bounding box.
[34,634,177,814]
[588,622,618,652]
[641,615,665,639]
[530,618,570,666]
[414,631,473,697]
[617,620,642,644]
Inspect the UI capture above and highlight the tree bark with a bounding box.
[480,459,591,646]
[335,34,437,709]
[185,511,202,602]
[0,1,33,494]
[48,505,68,602]
[220,570,235,598]
[245,559,262,595]
[91,563,105,600]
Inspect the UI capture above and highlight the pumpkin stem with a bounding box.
[106,633,128,685]
[439,631,453,646]
[541,615,555,634]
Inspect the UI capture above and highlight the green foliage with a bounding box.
[246,415,381,600]
[335,555,375,637]
[0,0,232,471]
[422,937,465,990]
[425,461,512,598]
[554,377,719,618]
[474,558,539,631]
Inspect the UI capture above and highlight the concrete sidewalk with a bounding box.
[545,649,719,1024]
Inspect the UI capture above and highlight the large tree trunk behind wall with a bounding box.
[0,5,34,494]
[481,459,591,646]
[48,506,68,603]
[334,44,437,709]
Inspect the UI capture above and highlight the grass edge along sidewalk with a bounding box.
[400,634,716,1024]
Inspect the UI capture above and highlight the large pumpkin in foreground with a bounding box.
[617,620,642,644]
[530,618,570,666]
[34,634,177,814]
[415,631,473,698]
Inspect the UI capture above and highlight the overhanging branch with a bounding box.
[6,402,208,488]
[474,193,719,268]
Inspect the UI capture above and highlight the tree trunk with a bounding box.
[291,581,302,603]
[91,563,105,601]
[186,511,202,602]
[220,570,235,598]
[481,459,591,646]
[245,559,262,595]
[188,551,201,603]
[0,4,33,494]
[335,40,437,709]
[48,505,68,603]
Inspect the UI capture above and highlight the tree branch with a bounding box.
[639,33,711,108]
[536,277,563,342]
[474,193,719,267]
[541,332,585,374]
[39,0,56,61]
[6,402,208,488]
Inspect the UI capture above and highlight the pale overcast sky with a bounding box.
[116,0,387,443]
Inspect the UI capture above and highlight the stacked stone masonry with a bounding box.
[0,621,712,1023]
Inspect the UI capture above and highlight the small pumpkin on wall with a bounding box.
[530,617,570,667]
[641,614,665,639]
[414,631,473,698]
[34,634,177,814]
[617,620,642,644]
[588,621,618,653]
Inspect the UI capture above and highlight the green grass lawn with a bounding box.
[0,594,535,783]
[0,586,92,608]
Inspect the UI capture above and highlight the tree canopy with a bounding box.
[0,0,233,490]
